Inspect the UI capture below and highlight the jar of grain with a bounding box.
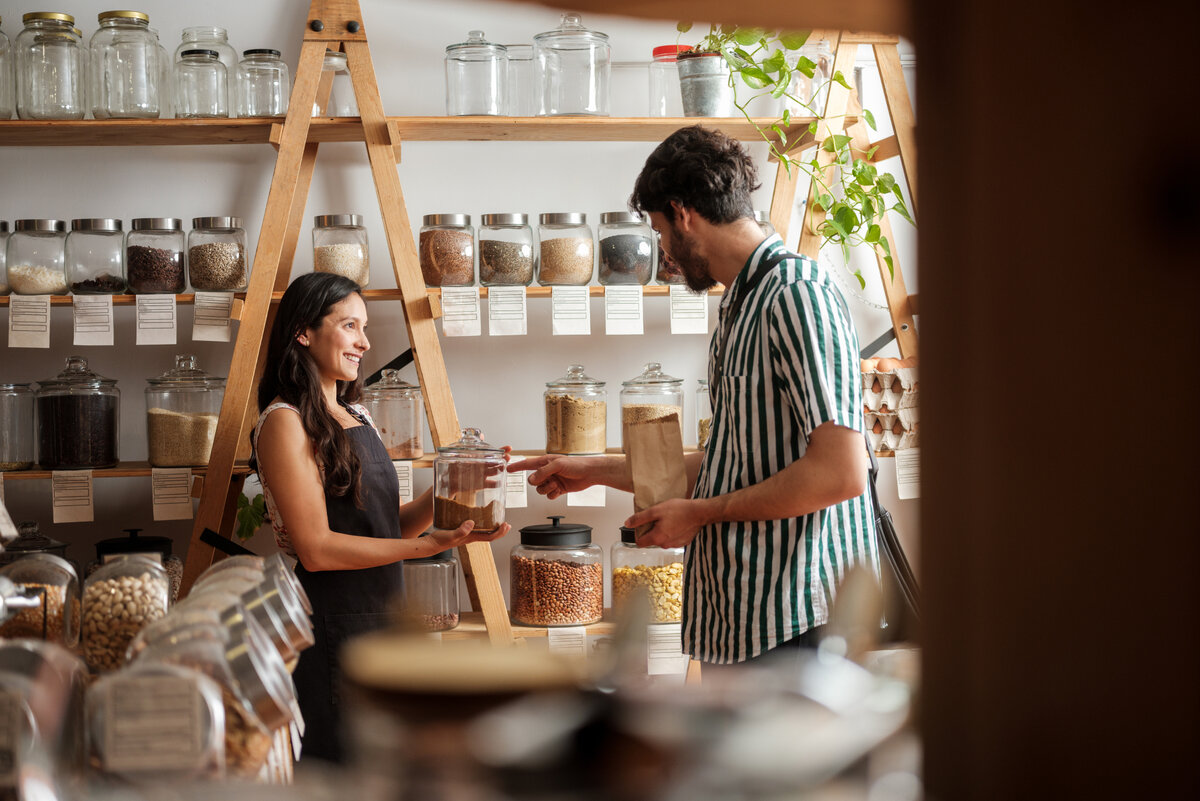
[419,214,474,286]
[35,355,120,470]
[0,383,36,471]
[82,554,170,673]
[619,362,684,453]
[6,219,68,295]
[536,212,593,285]
[696,378,712,449]
[126,218,185,294]
[89,529,183,606]
[544,364,606,455]
[312,213,369,286]
[144,354,225,467]
[610,526,684,624]
[511,516,602,627]
[598,211,652,285]
[479,213,534,286]
[361,369,424,460]
[67,218,126,293]
[403,544,460,631]
[188,216,248,291]
[433,428,506,533]
[0,553,81,646]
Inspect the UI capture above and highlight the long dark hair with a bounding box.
[254,272,366,505]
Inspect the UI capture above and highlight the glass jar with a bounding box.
[175,27,237,109]
[88,528,184,605]
[620,362,684,452]
[696,378,712,449]
[174,48,226,118]
[127,217,185,294]
[0,384,35,470]
[537,212,593,285]
[238,572,315,658]
[544,364,606,455]
[89,10,160,120]
[404,547,460,632]
[511,516,603,627]
[784,39,834,117]
[361,369,424,460]
[419,214,474,287]
[479,213,534,286]
[35,356,120,470]
[755,210,777,237]
[611,527,685,624]
[649,45,686,117]
[0,521,69,566]
[155,31,170,118]
[598,212,653,285]
[313,49,357,116]
[0,553,82,645]
[223,611,296,732]
[15,12,84,120]
[188,216,248,291]
[66,218,126,294]
[82,554,169,672]
[236,48,289,118]
[533,13,610,117]
[7,219,68,295]
[505,43,535,116]
[654,232,684,285]
[433,428,506,532]
[444,30,506,116]
[266,552,311,614]
[145,354,225,468]
[0,221,10,294]
[0,24,14,119]
[313,213,369,286]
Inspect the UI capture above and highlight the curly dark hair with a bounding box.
[629,125,760,224]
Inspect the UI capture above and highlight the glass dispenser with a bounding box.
[544,364,606,455]
[433,428,506,532]
[511,516,603,627]
[620,362,684,452]
[403,546,460,631]
[533,13,610,116]
[444,30,506,116]
[0,553,81,645]
[361,369,424,460]
[66,218,126,293]
[35,356,120,470]
[144,354,225,467]
[611,526,684,624]
[82,554,170,673]
[0,383,35,470]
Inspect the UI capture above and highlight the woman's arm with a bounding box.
[398,487,435,538]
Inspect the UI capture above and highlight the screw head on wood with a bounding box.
[347,20,361,33]
[309,19,324,32]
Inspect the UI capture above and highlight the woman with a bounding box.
[252,272,509,763]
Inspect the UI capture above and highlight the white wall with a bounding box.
[0,0,920,603]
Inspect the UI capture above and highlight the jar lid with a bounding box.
[697,378,709,387]
[619,526,637,544]
[15,219,66,233]
[180,49,219,59]
[7,522,68,555]
[546,364,604,389]
[181,26,228,41]
[132,217,183,231]
[754,210,770,223]
[71,218,122,232]
[652,44,689,60]
[539,212,586,225]
[534,13,609,45]
[98,10,149,23]
[436,427,504,458]
[423,213,471,227]
[314,213,364,228]
[519,515,592,547]
[481,213,528,226]
[0,383,33,393]
[324,49,347,63]
[0,221,9,233]
[37,355,117,391]
[22,12,74,24]
[362,368,419,397]
[600,211,644,225]
[95,528,174,559]
[446,30,507,57]
[193,216,242,230]
[146,354,226,389]
[243,48,281,58]
[622,362,684,388]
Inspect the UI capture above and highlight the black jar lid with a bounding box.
[519,515,592,547]
[620,526,638,544]
[180,49,219,60]
[6,522,68,555]
[243,48,282,58]
[95,528,174,559]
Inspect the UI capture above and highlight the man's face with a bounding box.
[648,211,717,293]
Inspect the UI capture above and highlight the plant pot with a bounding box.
[677,51,735,117]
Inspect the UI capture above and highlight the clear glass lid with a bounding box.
[363,368,420,397]
[436,427,505,458]
[146,354,225,389]
[446,30,507,58]
[37,355,117,391]
[622,362,683,388]
[546,364,604,389]
[534,13,609,46]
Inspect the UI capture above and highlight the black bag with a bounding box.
[867,443,921,640]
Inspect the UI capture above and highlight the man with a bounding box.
[511,125,877,665]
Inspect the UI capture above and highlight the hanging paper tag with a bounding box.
[440,287,481,337]
[547,626,588,656]
[192,291,235,342]
[669,285,710,335]
[567,484,606,507]
[136,295,177,345]
[604,285,644,335]
[152,468,193,521]
[551,286,590,335]
[102,675,206,772]
[393,461,414,504]
[52,470,94,523]
[487,286,528,336]
[895,447,920,500]
[73,294,115,346]
[505,470,529,509]
[7,295,51,348]
[647,623,690,675]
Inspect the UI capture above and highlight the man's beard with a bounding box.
[668,229,718,293]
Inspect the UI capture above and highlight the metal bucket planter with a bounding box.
[678,51,735,117]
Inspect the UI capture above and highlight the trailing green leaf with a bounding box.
[833,70,852,90]
[795,55,816,79]
[863,109,876,130]
[235,491,268,542]
[779,30,811,49]
[865,224,881,244]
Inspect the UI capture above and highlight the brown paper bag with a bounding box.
[627,413,687,539]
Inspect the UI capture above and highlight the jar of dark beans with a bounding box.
[536,212,593,286]
[67,218,126,294]
[510,516,603,627]
[419,214,474,287]
[35,355,120,470]
[597,211,652,285]
[126,218,185,294]
[189,216,248,291]
[478,213,533,286]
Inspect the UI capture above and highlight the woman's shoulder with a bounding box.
[255,399,304,442]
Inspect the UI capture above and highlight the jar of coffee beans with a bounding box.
[510,516,603,627]
[189,216,248,291]
[127,218,185,294]
[35,355,120,470]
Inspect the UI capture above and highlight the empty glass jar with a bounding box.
[7,219,68,295]
[0,552,82,645]
[174,48,227,118]
[505,43,535,116]
[649,45,686,117]
[697,378,712,449]
[236,48,289,117]
[545,364,606,455]
[127,218,185,294]
[313,213,369,286]
[445,30,506,116]
[611,527,684,624]
[420,214,474,287]
[620,362,684,452]
[533,13,610,116]
[188,216,248,291]
[15,12,85,120]
[510,516,603,627]
[479,213,533,286]
[175,27,237,108]
[36,356,120,470]
[404,546,460,632]
[0,383,35,470]
[433,428,505,533]
[89,10,160,120]
[0,24,13,119]
[145,354,225,468]
[598,212,653,285]
[313,49,356,116]
[537,212,592,285]
[361,369,424,460]
[0,221,10,294]
[66,218,126,294]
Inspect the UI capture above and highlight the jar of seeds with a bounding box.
[35,355,120,470]
[126,218,185,294]
[419,214,474,286]
[611,527,684,624]
[189,216,248,291]
[82,554,170,673]
[144,354,225,467]
[598,211,653,285]
[511,516,602,627]
[478,213,534,286]
[312,213,369,286]
[619,362,683,453]
[544,364,606,455]
[537,212,592,285]
[67,218,126,294]
[6,219,68,295]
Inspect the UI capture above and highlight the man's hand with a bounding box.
[508,454,617,499]
[624,498,712,550]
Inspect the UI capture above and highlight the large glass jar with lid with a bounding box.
[188,216,248,291]
[611,526,684,624]
[145,354,225,468]
[89,10,160,119]
[533,13,610,116]
[511,516,603,627]
[127,217,185,294]
[0,24,14,119]
[696,378,712,449]
[545,364,606,455]
[403,544,460,632]
[620,362,684,452]
[313,213,369,286]
[82,554,170,673]
[175,27,237,107]
[6,219,68,295]
[479,213,534,286]
[505,43,535,116]
[0,521,70,567]
[15,12,85,119]
[312,49,357,116]
[174,48,227,118]
[445,30,507,116]
[66,218,125,294]
[0,383,35,470]
[433,428,505,532]
[419,214,474,287]
[88,528,183,605]
[236,48,289,118]
[0,552,82,645]
[361,369,424,460]
[537,212,593,285]
[783,38,834,118]
[0,221,10,294]
[35,356,120,470]
[598,212,653,285]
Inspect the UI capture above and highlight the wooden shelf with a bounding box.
[441,610,617,641]
[1,460,252,481]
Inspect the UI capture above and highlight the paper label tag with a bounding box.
[647,623,690,675]
[52,470,94,523]
[604,286,644,335]
[192,291,235,342]
[7,295,51,348]
[669,285,710,335]
[547,626,588,657]
[0,691,19,786]
[103,675,207,772]
[152,468,193,521]
[487,286,528,336]
[440,287,481,337]
[895,447,920,500]
[136,295,178,345]
[567,484,606,507]
[551,286,591,335]
[505,470,529,509]
[393,461,414,504]
[73,294,115,346]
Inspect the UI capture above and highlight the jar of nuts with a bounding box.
[610,526,684,624]
[511,516,603,627]
[0,553,82,646]
[82,554,170,673]
[88,528,183,604]
[402,543,460,632]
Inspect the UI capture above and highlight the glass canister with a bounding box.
[188,216,248,291]
[533,13,610,117]
[313,49,357,116]
[511,516,603,627]
[361,369,424,460]
[0,521,69,567]
[7,219,68,295]
[35,356,120,470]
[88,528,183,604]
[0,22,15,119]
[598,212,653,285]
[478,213,534,286]
[755,210,777,237]
[127,217,185,294]
[544,364,606,455]
[444,30,506,116]
[236,48,289,117]
[784,39,834,117]
[537,212,593,285]
[89,10,160,120]
[0,220,10,293]
[145,354,225,468]
[0,553,82,645]
[419,214,474,287]
[620,362,684,452]
[433,428,506,532]
[15,12,84,120]
[611,527,684,624]
[175,26,237,108]
[649,45,686,117]
[66,218,126,294]
[0,383,35,470]
[174,48,227,118]
[403,547,460,632]
[696,378,712,449]
[505,43,535,116]
[82,554,170,673]
[313,213,369,286]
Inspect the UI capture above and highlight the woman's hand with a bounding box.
[428,519,512,551]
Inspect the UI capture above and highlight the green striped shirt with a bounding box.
[687,235,878,663]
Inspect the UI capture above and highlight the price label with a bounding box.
[551,286,590,335]
[505,470,529,509]
[669,285,710,335]
[896,447,920,500]
[604,286,644,335]
[152,468,193,521]
[7,295,51,348]
[487,286,527,336]
[393,461,414,504]
[192,291,235,342]
[547,626,588,657]
[136,295,177,345]
[73,295,115,346]
[52,470,94,523]
[440,287,481,337]
[647,623,689,676]
[103,676,206,772]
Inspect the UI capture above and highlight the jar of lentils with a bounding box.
[189,216,248,291]
[510,516,603,627]
[6,219,68,295]
[419,214,474,287]
[127,218,185,294]
[536,212,593,285]
[312,213,369,286]
[478,213,534,286]
[67,218,126,294]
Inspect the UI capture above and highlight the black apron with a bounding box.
[291,414,403,764]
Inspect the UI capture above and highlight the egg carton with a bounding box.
[865,407,920,452]
[861,357,919,412]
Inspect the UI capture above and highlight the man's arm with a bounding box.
[510,447,706,499]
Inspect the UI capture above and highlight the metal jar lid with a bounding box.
[446,30,507,58]
[131,217,183,232]
[481,213,528,227]
[145,354,226,390]
[546,364,604,389]
[362,368,420,399]
[36,355,118,392]
[225,615,293,730]
[243,48,281,58]
[539,212,586,226]
[314,213,364,228]
[0,383,33,394]
[265,553,312,615]
[600,212,644,225]
[622,361,684,388]
[519,515,593,547]
[98,10,149,23]
[14,219,66,233]
[22,12,74,25]
[70,218,122,232]
[192,216,243,230]
[423,213,471,227]
[180,49,219,60]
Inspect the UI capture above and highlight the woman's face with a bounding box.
[303,293,370,384]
